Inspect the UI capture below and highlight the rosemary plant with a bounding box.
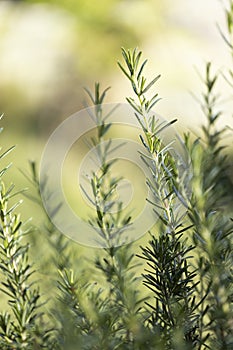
[0,2,232,349]
[118,48,200,349]
[0,121,56,349]
[24,162,90,350]
[23,161,73,272]
[82,83,148,349]
[187,63,233,350]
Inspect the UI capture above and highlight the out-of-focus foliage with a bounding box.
[0,0,165,134]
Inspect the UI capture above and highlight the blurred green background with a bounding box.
[0,0,232,249]
[1,0,232,136]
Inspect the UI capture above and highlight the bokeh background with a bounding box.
[0,0,232,228]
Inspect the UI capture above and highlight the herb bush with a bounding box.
[0,3,232,350]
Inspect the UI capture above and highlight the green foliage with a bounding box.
[186,62,233,350]
[0,124,56,349]
[0,3,232,349]
[119,47,200,349]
